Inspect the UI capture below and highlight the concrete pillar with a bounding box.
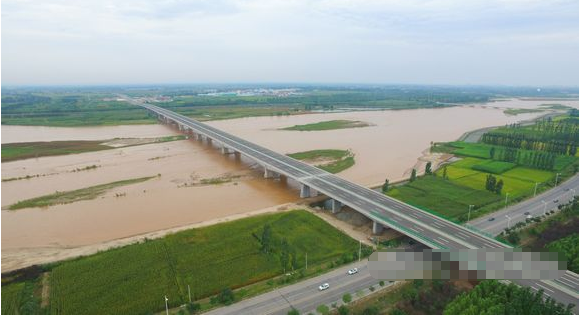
[264,167,276,179]
[372,221,384,234]
[207,138,213,144]
[196,134,203,141]
[324,199,343,213]
[221,146,232,154]
[300,184,311,198]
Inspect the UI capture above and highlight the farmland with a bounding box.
[288,149,355,174]
[386,114,578,222]
[281,120,371,131]
[3,210,365,315]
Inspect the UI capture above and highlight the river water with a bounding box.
[2,98,577,259]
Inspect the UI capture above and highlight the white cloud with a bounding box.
[1,0,578,85]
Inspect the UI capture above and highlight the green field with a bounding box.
[471,160,516,174]
[282,120,370,131]
[7,176,156,210]
[43,210,361,315]
[288,149,355,174]
[387,176,502,221]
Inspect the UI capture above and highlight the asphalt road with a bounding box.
[470,174,578,235]
[130,99,579,313]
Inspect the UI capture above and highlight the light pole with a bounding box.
[554,173,561,187]
[533,182,539,197]
[505,215,511,230]
[542,200,547,216]
[165,296,169,315]
[305,252,308,270]
[188,285,192,303]
[505,193,510,209]
[359,240,362,262]
[467,205,475,221]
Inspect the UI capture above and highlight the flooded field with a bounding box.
[2,98,576,270]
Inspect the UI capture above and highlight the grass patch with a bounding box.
[471,160,516,174]
[7,176,155,210]
[46,210,364,315]
[288,149,355,174]
[281,120,370,131]
[387,176,502,221]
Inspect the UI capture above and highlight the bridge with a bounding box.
[130,99,579,310]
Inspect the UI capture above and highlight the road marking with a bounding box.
[536,284,555,293]
[436,237,450,244]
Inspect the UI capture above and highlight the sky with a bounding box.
[1,0,579,86]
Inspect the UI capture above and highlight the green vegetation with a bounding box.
[498,198,578,273]
[288,149,355,174]
[317,304,330,314]
[282,120,370,131]
[503,108,545,115]
[444,280,574,315]
[387,176,501,221]
[2,140,110,162]
[389,115,578,222]
[42,210,365,315]
[7,176,155,210]
[546,234,579,274]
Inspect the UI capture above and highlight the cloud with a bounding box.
[1,0,578,85]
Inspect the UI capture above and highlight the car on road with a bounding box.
[318,283,330,291]
[348,268,359,275]
[553,199,559,203]
[488,217,495,222]
[524,212,530,215]
[526,215,533,220]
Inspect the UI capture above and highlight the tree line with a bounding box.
[489,147,557,170]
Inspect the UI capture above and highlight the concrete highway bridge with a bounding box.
[130,99,579,310]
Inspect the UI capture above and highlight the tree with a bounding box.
[410,169,417,182]
[261,224,273,254]
[342,293,352,303]
[425,162,432,175]
[186,303,201,314]
[287,308,300,315]
[382,179,390,193]
[489,147,496,159]
[217,288,235,305]
[390,310,408,315]
[338,305,350,315]
[495,179,504,195]
[280,238,291,272]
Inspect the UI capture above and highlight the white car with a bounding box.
[348,268,359,275]
[318,283,330,291]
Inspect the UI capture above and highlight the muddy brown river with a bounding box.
[2,98,577,270]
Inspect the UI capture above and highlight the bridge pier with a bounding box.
[196,134,203,141]
[263,167,277,179]
[372,221,384,234]
[324,199,343,214]
[300,184,311,198]
[221,146,233,155]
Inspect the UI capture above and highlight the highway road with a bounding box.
[470,174,578,235]
[130,99,579,313]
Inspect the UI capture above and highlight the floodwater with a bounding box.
[2,98,577,265]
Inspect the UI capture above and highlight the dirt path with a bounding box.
[41,272,50,307]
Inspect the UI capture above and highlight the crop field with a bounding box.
[1,282,25,315]
[282,120,370,131]
[502,167,554,183]
[2,140,111,162]
[471,160,516,174]
[387,176,502,220]
[48,210,360,315]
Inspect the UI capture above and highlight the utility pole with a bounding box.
[305,253,308,270]
[188,285,191,303]
[359,240,362,262]
[467,205,475,221]
[505,193,510,209]
[165,296,169,315]
[533,182,539,197]
[555,173,561,187]
[542,200,547,215]
[505,215,511,230]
